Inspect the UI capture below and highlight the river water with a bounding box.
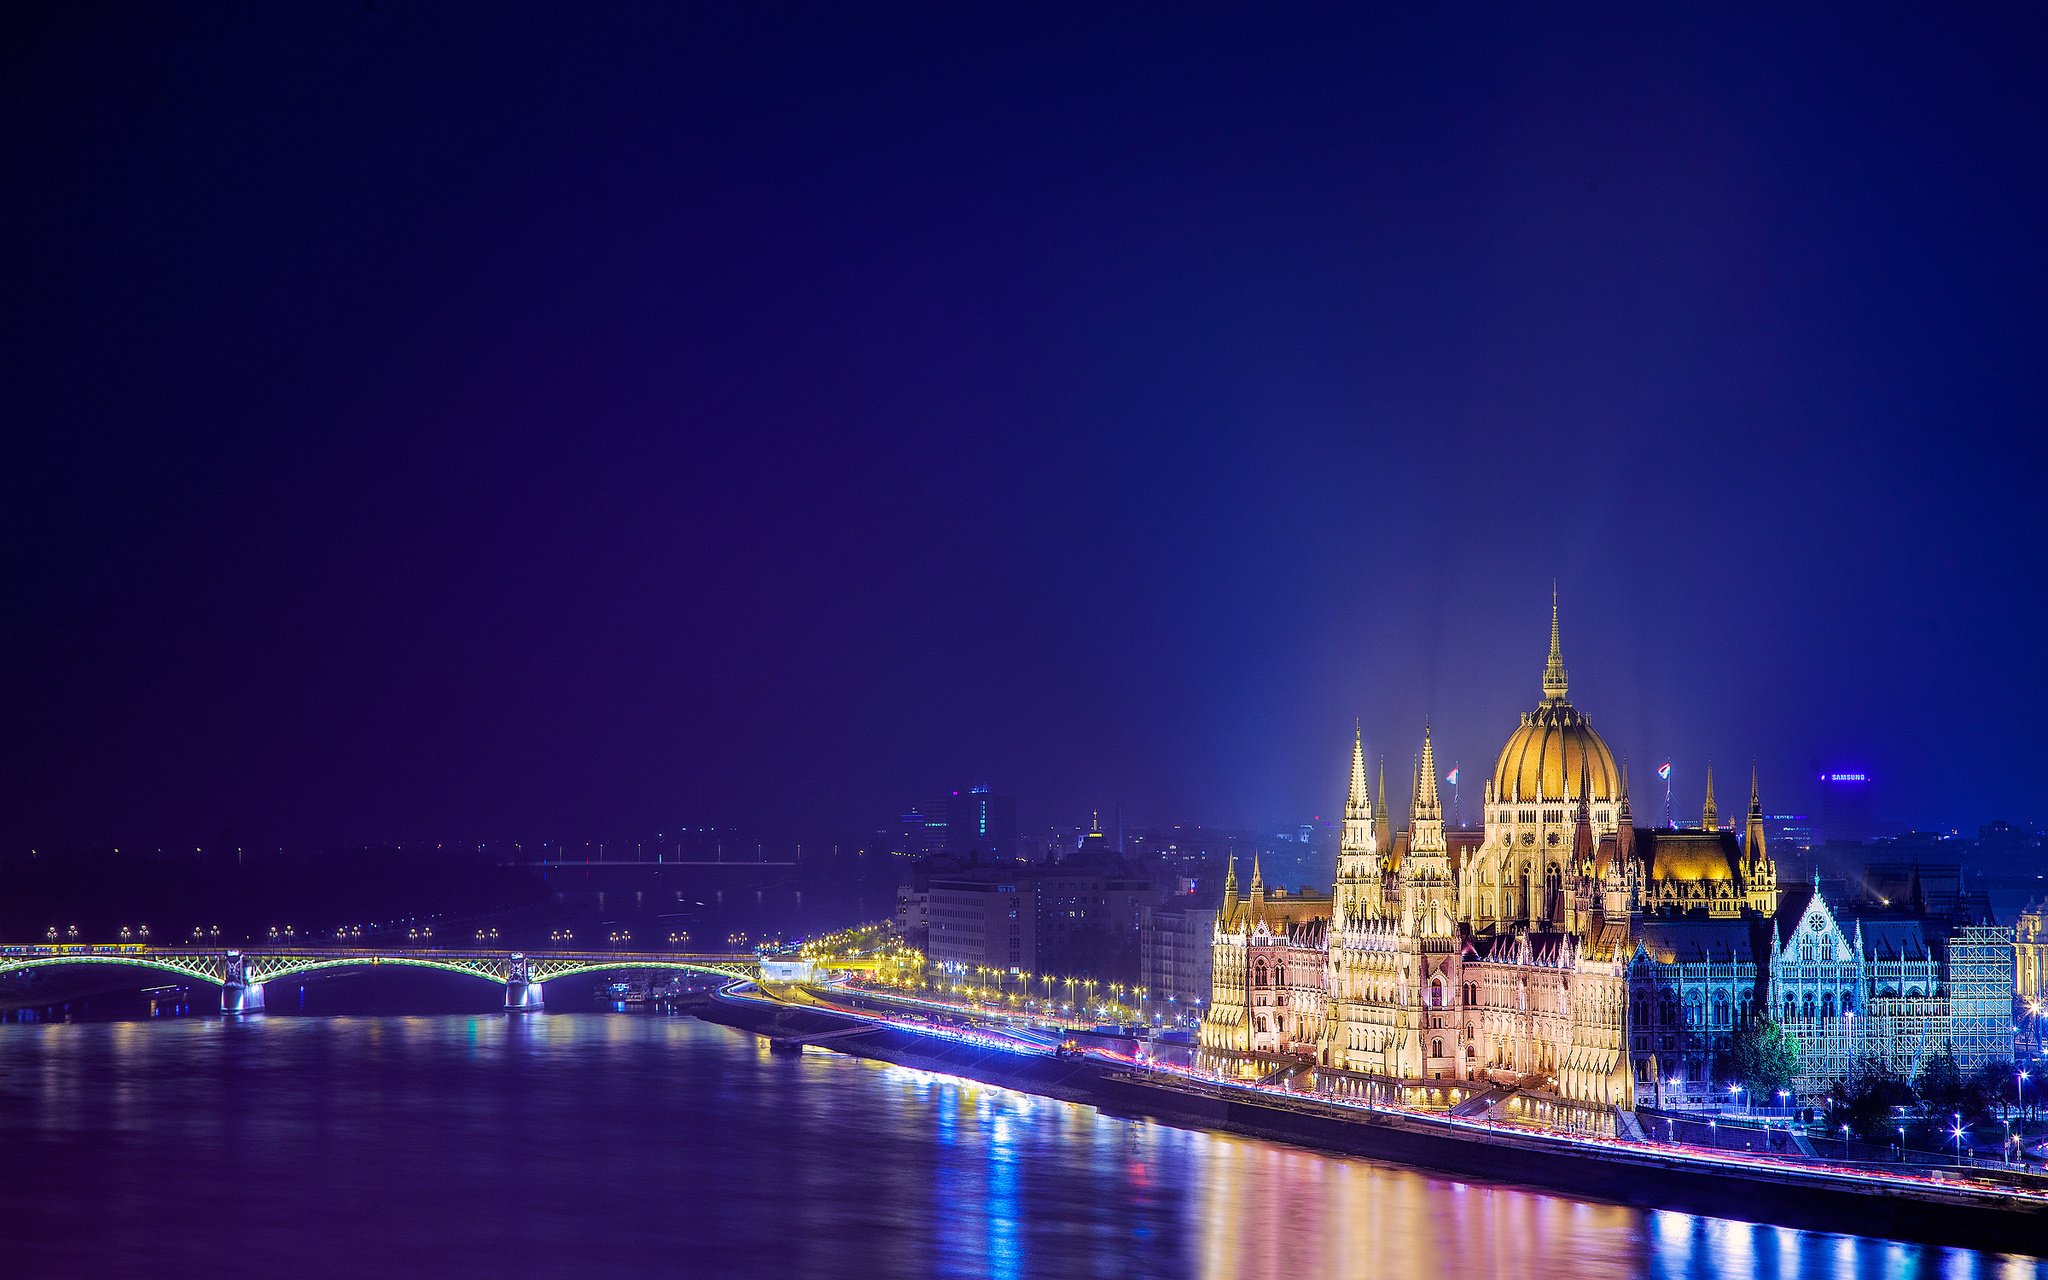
[0,1012,2040,1279]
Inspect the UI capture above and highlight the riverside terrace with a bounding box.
[0,944,769,1012]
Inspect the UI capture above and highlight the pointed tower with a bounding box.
[1616,758,1636,889]
[1248,853,1266,926]
[1338,727,1378,924]
[1404,725,1451,938]
[1222,855,1239,922]
[1573,757,1597,872]
[1745,766,1765,868]
[1542,583,1569,703]
[1744,765,1778,915]
[1701,761,1718,831]
[1417,728,1442,822]
[1373,760,1393,860]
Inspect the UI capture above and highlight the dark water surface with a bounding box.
[1,1013,2041,1279]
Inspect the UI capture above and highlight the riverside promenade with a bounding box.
[702,976,2048,1257]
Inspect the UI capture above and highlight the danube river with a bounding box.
[0,1011,2040,1279]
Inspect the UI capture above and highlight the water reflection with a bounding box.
[0,1015,2038,1279]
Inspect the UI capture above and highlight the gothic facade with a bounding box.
[1202,607,1736,1111]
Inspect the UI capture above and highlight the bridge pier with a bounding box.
[220,951,265,1014]
[504,953,544,1011]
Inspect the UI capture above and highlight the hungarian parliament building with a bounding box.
[1198,609,2016,1113]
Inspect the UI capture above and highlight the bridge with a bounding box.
[0,945,763,1012]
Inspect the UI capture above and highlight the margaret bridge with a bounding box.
[0,945,796,1012]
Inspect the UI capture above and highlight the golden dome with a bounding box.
[1492,703,1619,804]
[1490,599,1619,805]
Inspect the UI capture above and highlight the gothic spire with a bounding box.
[1418,725,1440,813]
[1746,763,1769,872]
[1702,761,1718,831]
[1618,758,1633,824]
[1573,756,1596,869]
[1542,584,1569,703]
[1348,724,1369,813]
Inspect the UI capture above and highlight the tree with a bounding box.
[1914,1049,1966,1109]
[1721,1018,1800,1098]
[1969,1059,2015,1122]
[1825,1063,1915,1142]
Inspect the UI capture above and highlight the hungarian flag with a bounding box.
[1445,768,1459,785]
[1657,763,1672,781]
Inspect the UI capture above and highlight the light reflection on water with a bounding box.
[0,1015,2038,1279]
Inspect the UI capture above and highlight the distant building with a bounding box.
[944,788,1018,856]
[894,883,931,941]
[895,825,1159,980]
[1761,814,1815,851]
[1139,889,1223,1026]
[1819,772,1873,845]
[892,787,1019,858]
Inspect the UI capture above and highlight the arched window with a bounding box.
[1820,992,1835,1019]
[1800,992,1814,1020]
[1684,990,1701,1028]
[1784,996,1797,1022]
[1432,1038,1443,1058]
[1430,979,1444,1008]
[1712,990,1729,1028]
[1254,959,1269,987]
[1840,995,1853,1016]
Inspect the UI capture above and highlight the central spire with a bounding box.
[1542,584,1569,702]
[1417,724,1440,813]
[1348,724,1369,812]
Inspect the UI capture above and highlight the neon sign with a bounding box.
[1827,774,1867,782]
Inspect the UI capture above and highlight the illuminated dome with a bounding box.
[1489,605,1619,805]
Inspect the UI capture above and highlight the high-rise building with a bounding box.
[894,787,1019,857]
[1761,814,1815,851]
[1820,772,1874,845]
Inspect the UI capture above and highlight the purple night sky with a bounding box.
[5,5,2044,849]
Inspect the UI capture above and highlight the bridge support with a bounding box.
[221,953,265,1014]
[504,953,544,1011]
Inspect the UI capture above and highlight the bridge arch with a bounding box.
[528,958,753,984]
[0,951,228,987]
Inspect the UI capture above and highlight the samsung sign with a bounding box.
[1826,774,1868,782]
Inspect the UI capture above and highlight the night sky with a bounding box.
[5,5,2044,851]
